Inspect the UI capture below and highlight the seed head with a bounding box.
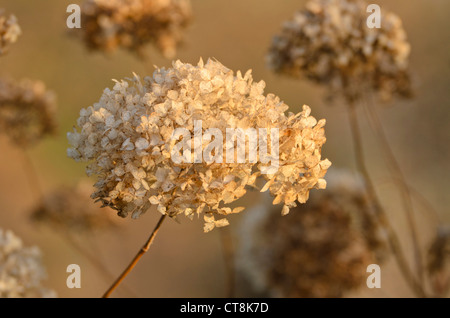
[77,0,192,59]
[0,228,56,298]
[267,0,412,102]
[237,169,386,297]
[31,181,120,232]
[0,77,57,147]
[0,10,21,56]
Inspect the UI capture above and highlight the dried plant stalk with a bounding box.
[103,214,166,298]
[347,103,425,297]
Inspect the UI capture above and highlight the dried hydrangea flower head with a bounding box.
[0,228,56,298]
[31,181,120,232]
[267,0,412,102]
[0,77,57,147]
[0,10,21,56]
[67,58,331,232]
[78,0,192,59]
[237,169,386,297]
[427,227,450,296]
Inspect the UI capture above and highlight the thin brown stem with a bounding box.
[347,103,426,297]
[21,149,44,200]
[102,214,167,298]
[363,96,424,285]
[219,226,235,298]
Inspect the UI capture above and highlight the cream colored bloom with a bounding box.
[0,10,21,55]
[68,59,330,231]
[267,0,412,102]
[0,228,56,298]
[77,0,191,58]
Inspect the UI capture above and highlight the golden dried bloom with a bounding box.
[0,10,21,55]
[0,228,56,298]
[67,58,330,232]
[237,170,386,297]
[427,227,450,296]
[267,0,412,102]
[31,181,119,232]
[0,77,57,147]
[78,0,191,59]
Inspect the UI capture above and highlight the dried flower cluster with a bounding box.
[31,181,119,232]
[0,77,57,147]
[67,58,331,232]
[78,0,192,59]
[0,10,21,56]
[427,227,450,296]
[267,0,412,102]
[0,228,56,298]
[237,170,386,297]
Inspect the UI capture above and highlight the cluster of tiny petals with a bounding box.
[0,10,21,55]
[238,170,386,297]
[31,181,120,232]
[0,77,57,147]
[67,58,330,231]
[78,0,191,58]
[267,0,412,102]
[0,228,56,298]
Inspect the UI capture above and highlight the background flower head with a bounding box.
[0,10,21,56]
[237,169,387,297]
[0,228,56,298]
[0,77,57,147]
[267,0,412,102]
[76,0,192,59]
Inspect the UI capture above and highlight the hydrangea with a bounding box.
[31,181,120,232]
[67,59,331,232]
[0,10,21,55]
[0,77,57,147]
[77,0,192,58]
[267,0,412,102]
[0,228,56,298]
[237,169,387,297]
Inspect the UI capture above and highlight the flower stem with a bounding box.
[347,103,426,297]
[102,214,166,298]
[21,149,44,201]
[363,97,424,285]
[219,226,235,298]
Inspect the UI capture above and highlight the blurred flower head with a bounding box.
[77,0,192,59]
[0,77,57,147]
[267,0,412,102]
[31,181,120,232]
[237,169,387,298]
[67,58,331,231]
[0,10,21,56]
[427,226,450,296]
[0,228,56,298]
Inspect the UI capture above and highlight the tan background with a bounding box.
[0,0,449,297]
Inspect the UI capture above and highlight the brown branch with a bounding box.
[219,226,235,298]
[21,149,44,200]
[102,214,166,298]
[347,103,426,297]
[363,96,424,285]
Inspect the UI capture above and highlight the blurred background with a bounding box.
[0,0,448,297]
